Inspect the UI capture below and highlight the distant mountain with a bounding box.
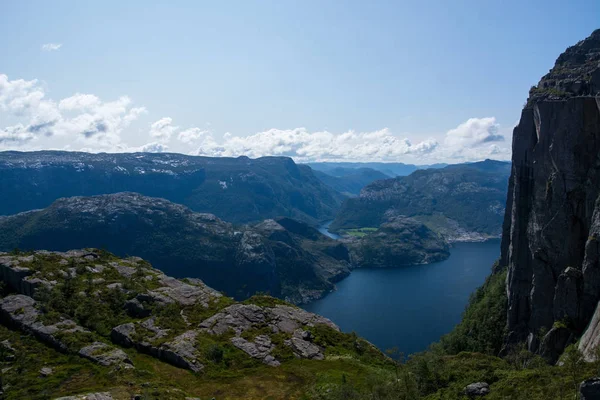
[307,161,447,177]
[0,192,350,304]
[0,151,344,225]
[312,167,390,195]
[348,213,449,267]
[330,159,511,241]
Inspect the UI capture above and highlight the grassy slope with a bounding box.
[3,252,600,399]
[0,251,402,400]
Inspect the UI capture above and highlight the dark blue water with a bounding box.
[303,240,501,356]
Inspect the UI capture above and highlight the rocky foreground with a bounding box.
[0,249,389,399]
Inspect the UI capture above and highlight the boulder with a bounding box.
[78,342,132,368]
[286,329,324,360]
[230,335,280,366]
[110,322,203,373]
[464,382,490,397]
[539,326,573,364]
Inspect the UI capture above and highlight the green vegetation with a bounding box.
[439,266,508,355]
[331,160,511,237]
[242,294,293,308]
[341,227,378,238]
[3,251,600,399]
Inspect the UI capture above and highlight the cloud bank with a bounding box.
[0,74,146,150]
[0,73,511,163]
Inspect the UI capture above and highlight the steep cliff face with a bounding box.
[502,29,600,359]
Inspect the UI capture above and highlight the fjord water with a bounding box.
[303,239,501,356]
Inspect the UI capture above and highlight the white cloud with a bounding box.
[0,74,47,116]
[140,142,169,153]
[59,93,101,111]
[149,117,177,142]
[436,117,510,162]
[0,124,35,145]
[189,127,439,162]
[41,43,62,52]
[0,74,146,150]
[444,117,503,147]
[0,74,512,162]
[178,127,209,144]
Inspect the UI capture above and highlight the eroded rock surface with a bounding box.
[502,29,600,357]
[0,294,131,368]
[464,382,490,397]
[199,303,336,365]
[111,321,203,373]
[199,304,338,336]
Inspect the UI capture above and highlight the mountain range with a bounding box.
[307,161,447,177]
[311,167,390,196]
[0,151,343,225]
[330,159,511,241]
[0,192,351,304]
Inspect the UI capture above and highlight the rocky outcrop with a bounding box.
[199,303,339,336]
[464,382,490,397]
[230,335,280,366]
[125,275,223,318]
[111,321,204,373]
[78,342,131,367]
[0,249,388,398]
[199,303,337,364]
[0,294,131,368]
[286,329,324,360]
[502,30,600,356]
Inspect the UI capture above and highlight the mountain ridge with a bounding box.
[0,150,344,225]
[330,159,511,240]
[0,192,351,304]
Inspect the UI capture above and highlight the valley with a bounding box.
[303,239,501,355]
[0,22,599,400]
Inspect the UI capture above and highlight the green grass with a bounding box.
[341,227,378,238]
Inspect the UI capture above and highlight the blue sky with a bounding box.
[0,0,598,163]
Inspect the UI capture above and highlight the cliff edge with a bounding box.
[502,29,600,361]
